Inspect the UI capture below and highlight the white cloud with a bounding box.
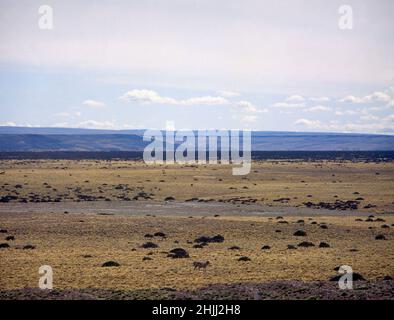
[286,95,305,102]
[120,89,176,104]
[365,91,391,103]
[342,122,394,132]
[77,120,115,129]
[120,89,229,106]
[308,96,330,102]
[360,114,380,122]
[334,109,359,116]
[0,122,40,127]
[339,95,365,104]
[295,115,394,133]
[82,99,106,108]
[368,106,385,112]
[304,105,331,113]
[340,91,392,104]
[235,101,267,113]
[368,97,394,110]
[0,121,17,126]
[294,118,321,128]
[52,122,69,127]
[272,102,305,108]
[184,96,229,105]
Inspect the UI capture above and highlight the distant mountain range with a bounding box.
[0,126,393,151]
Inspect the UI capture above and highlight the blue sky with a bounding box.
[0,0,393,133]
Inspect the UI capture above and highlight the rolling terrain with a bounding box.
[0,159,393,299]
[0,127,393,151]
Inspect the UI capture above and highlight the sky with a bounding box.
[0,0,393,133]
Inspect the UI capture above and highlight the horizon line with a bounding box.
[0,125,393,136]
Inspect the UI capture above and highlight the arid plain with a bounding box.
[0,159,393,299]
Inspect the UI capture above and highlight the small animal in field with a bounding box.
[193,261,210,270]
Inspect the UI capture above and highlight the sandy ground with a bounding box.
[0,200,377,217]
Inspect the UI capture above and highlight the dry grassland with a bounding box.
[0,160,393,297]
[0,160,393,213]
[0,212,393,291]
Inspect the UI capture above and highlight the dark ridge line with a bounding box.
[1,151,394,161]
